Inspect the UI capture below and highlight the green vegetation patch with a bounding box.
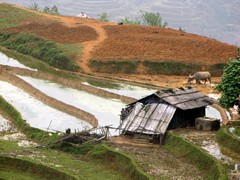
[90,60,139,74]
[0,156,76,180]
[52,142,151,180]
[143,61,201,75]
[0,47,84,80]
[216,127,240,153]
[234,127,240,137]
[0,32,80,71]
[164,131,227,180]
[209,63,226,76]
[58,43,83,61]
[0,3,39,29]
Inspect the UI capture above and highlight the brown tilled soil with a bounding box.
[5,22,98,43]
[92,25,237,65]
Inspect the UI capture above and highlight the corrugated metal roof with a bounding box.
[155,87,216,110]
[119,102,176,135]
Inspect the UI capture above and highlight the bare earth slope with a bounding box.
[0,3,238,91]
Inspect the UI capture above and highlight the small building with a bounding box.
[118,87,217,144]
[76,12,91,18]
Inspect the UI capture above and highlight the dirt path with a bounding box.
[15,5,109,74]
[77,23,108,73]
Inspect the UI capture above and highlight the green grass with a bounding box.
[143,61,201,75]
[58,43,83,61]
[0,3,39,29]
[164,131,227,180]
[0,156,77,180]
[234,127,240,136]
[216,127,240,153]
[52,142,151,180]
[0,32,80,71]
[90,60,139,74]
[0,96,149,179]
[0,140,132,180]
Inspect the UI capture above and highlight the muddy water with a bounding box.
[0,52,36,71]
[18,76,126,135]
[0,80,92,133]
[82,82,157,99]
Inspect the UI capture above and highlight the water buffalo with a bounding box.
[188,71,211,84]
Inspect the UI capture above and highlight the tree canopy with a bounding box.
[215,48,240,108]
[119,17,141,25]
[98,12,110,22]
[140,10,168,27]
[28,2,40,11]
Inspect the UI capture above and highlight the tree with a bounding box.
[43,6,51,14]
[98,12,110,22]
[50,5,60,15]
[140,10,167,27]
[215,48,240,108]
[29,2,40,11]
[119,17,141,25]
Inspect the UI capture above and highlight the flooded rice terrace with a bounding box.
[18,76,126,135]
[0,80,92,132]
[0,52,36,71]
[82,82,156,99]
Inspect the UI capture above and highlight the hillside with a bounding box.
[0,3,238,87]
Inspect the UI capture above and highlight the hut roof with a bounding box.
[119,87,217,135]
[119,102,176,135]
[155,87,216,110]
[129,87,216,110]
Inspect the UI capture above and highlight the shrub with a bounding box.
[89,60,139,74]
[215,51,240,108]
[143,61,200,75]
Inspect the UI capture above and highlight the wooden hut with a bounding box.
[118,87,217,144]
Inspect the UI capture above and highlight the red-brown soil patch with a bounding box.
[92,25,237,65]
[5,22,98,43]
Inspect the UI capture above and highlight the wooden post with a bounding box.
[159,134,164,145]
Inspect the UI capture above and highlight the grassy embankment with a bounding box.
[0,47,123,90]
[0,33,80,72]
[0,96,150,179]
[0,3,81,72]
[89,59,226,76]
[216,127,240,153]
[164,131,228,180]
[0,156,76,180]
[0,3,38,29]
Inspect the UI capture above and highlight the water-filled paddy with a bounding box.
[0,80,92,132]
[82,81,156,99]
[18,76,126,135]
[0,52,36,71]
